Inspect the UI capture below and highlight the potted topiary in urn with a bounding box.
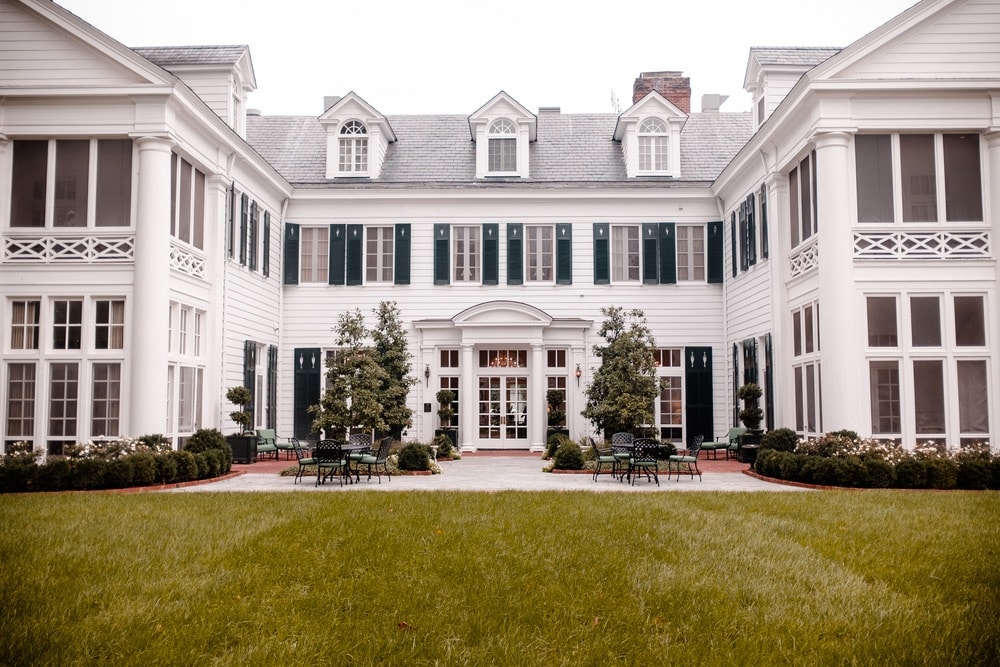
[225,385,256,463]
[736,382,764,465]
[434,389,457,449]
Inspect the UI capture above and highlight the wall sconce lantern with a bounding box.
[424,364,430,386]
[575,363,582,387]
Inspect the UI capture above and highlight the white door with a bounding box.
[477,376,529,448]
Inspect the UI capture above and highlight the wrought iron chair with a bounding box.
[291,439,315,484]
[313,439,347,486]
[610,432,634,481]
[627,438,661,486]
[356,436,393,483]
[668,435,704,482]
[345,433,373,482]
[588,437,618,482]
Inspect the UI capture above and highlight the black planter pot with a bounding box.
[227,435,257,464]
[738,431,763,467]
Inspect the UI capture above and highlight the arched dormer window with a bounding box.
[638,117,669,173]
[339,120,369,174]
[488,119,517,173]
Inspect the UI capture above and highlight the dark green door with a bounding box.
[293,348,322,440]
[685,346,714,445]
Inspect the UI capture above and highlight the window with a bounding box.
[526,225,553,281]
[301,227,329,283]
[856,133,982,224]
[177,366,202,433]
[910,297,941,347]
[94,300,125,350]
[654,349,683,441]
[791,303,822,435]
[867,297,898,347]
[10,300,40,350]
[913,360,945,436]
[788,151,816,247]
[365,226,394,282]
[954,296,985,346]
[52,300,82,350]
[48,362,79,455]
[488,119,517,173]
[869,361,900,435]
[10,139,132,228]
[611,225,640,282]
[91,362,121,437]
[638,118,669,172]
[677,225,705,281]
[170,154,205,249]
[453,226,480,282]
[338,120,368,174]
[6,363,36,443]
[957,360,989,437]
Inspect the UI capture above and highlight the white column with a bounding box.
[460,343,476,451]
[813,131,861,432]
[129,136,173,438]
[529,344,545,451]
[985,131,1000,452]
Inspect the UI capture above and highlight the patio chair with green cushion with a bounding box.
[725,427,749,460]
[257,428,297,460]
[588,437,618,482]
[356,436,393,484]
[314,440,347,486]
[667,435,703,482]
[627,438,661,486]
[610,432,634,481]
[255,429,279,461]
[292,440,315,484]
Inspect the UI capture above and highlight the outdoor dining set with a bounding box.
[588,432,706,486]
[254,430,393,486]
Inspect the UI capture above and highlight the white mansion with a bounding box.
[1,0,997,454]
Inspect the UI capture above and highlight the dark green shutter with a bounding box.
[685,347,714,443]
[346,224,363,285]
[266,345,277,429]
[507,223,523,285]
[708,220,724,284]
[433,224,450,285]
[394,224,411,285]
[329,224,346,285]
[730,212,737,278]
[659,223,676,284]
[555,223,572,285]
[732,343,740,425]
[239,193,248,265]
[283,223,300,285]
[764,333,774,430]
[227,184,236,258]
[293,347,322,440]
[760,185,769,259]
[483,223,499,285]
[642,223,660,284]
[262,211,271,277]
[593,223,609,285]
[243,340,257,429]
[248,201,258,271]
[747,192,757,267]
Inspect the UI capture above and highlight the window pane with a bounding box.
[453,226,480,282]
[788,166,800,247]
[365,226,394,282]
[91,363,121,437]
[301,227,329,283]
[526,226,553,281]
[11,140,47,228]
[957,360,989,433]
[792,310,802,357]
[900,134,937,222]
[6,363,36,438]
[804,305,814,354]
[95,300,125,350]
[799,156,812,241]
[869,361,900,434]
[913,360,945,434]
[55,140,89,227]
[866,297,897,347]
[53,300,83,350]
[178,159,192,243]
[942,134,983,222]
[612,226,639,281]
[910,297,941,347]
[49,362,79,437]
[488,138,516,172]
[96,139,132,227]
[10,300,40,350]
[855,134,893,223]
[954,296,985,346]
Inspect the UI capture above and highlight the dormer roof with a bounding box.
[613,90,687,141]
[318,91,396,141]
[468,91,537,141]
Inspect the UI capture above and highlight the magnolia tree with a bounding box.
[372,301,416,438]
[582,306,661,437]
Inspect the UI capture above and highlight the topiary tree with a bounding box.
[737,383,764,431]
[372,301,416,438]
[226,386,252,434]
[582,307,660,438]
[552,439,585,470]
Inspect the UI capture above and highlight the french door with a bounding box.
[478,376,528,447]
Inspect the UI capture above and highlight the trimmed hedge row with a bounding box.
[756,449,1000,490]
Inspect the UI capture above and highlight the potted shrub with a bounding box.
[546,388,569,439]
[225,385,256,464]
[434,389,457,448]
[736,383,764,465]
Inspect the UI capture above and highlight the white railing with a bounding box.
[169,242,206,278]
[789,236,819,277]
[854,229,990,260]
[3,234,134,263]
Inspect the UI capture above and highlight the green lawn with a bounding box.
[1,491,998,665]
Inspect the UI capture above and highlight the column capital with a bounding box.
[812,131,853,150]
[984,130,1000,148]
[133,134,174,152]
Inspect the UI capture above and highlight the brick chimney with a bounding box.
[632,71,691,113]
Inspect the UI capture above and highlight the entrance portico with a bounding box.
[415,301,592,451]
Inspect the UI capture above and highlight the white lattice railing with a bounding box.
[170,242,206,278]
[789,236,819,277]
[854,230,990,260]
[3,234,134,263]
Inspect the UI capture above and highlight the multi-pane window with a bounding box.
[856,133,983,224]
[546,350,567,427]
[94,300,125,350]
[91,362,121,437]
[792,303,822,435]
[338,120,368,174]
[10,300,40,350]
[488,119,517,173]
[677,225,705,281]
[611,225,640,282]
[10,139,132,228]
[52,300,82,350]
[957,360,989,442]
[438,350,459,430]
[301,227,329,283]
[454,226,480,282]
[5,363,36,446]
[654,348,683,441]
[526,225,553,281]
[869,361,901,435]
[170,154,205,249]
[48,362,79,455]
[638,118,669,172]
[365,226,394,282]
[788,151,817,247]
[177,366,202,433]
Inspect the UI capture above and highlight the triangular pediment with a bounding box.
[318,91,395,140]
[613,90,687,140]
[468,91,537,140]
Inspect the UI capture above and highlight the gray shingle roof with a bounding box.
[246,110,753,187]
[749,46,842,68]
[133,45,249,67]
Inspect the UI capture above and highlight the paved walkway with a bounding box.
[168,454,808,493]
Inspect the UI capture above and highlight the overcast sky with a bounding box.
[57,0,918,116]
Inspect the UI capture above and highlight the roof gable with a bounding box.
[468,91,537,141]
[613,90,687,141]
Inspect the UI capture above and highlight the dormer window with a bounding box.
[638,118,669,173]
[488,119,517,173]
[339,120,369,174]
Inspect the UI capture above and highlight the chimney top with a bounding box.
[700,94,729,112]
[632,71,691,114]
